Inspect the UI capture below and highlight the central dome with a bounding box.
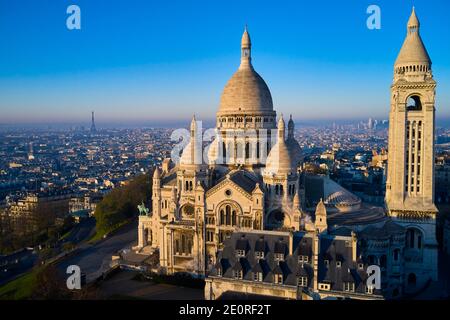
[218,28,273,115]
[218,68,274,114]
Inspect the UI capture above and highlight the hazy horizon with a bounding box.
[1,0,449,123]
[2,117,450,131]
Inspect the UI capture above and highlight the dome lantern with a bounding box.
[240,25,252,70]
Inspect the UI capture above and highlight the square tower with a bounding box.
[385,8,438,289]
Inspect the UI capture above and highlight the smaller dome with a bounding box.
[207,137,220,165]
[180,141,194,165]
[286,115,302,167]
[286,138,302,167]
[265,116,295,176]
[264,139,293,176]
[180,140,202,166]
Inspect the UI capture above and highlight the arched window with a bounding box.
[407,95,422,111]
[185,181,189,191]
[175,239,180,254]
[232,210,237,226]
[406,228,423,249]
[245,142,250,159]
[187,239,192,254]
[226,205,231,225]
[222,142,227,163]
[256,142,260,159]
[393,249,400,261]
[220,210,225,225]
[181,235,186,254]
[407,229,414,248]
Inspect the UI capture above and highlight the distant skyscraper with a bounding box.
[91,111,97,133]
[28,142,35,160]
[368,117,374,129]
[385,8,438,286]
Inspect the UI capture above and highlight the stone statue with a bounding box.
[137,201,149,216]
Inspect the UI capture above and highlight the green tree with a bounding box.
[94,172,152,237]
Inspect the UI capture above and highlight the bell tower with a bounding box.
[385,7,438,287]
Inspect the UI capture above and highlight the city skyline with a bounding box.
[1,0,450,125]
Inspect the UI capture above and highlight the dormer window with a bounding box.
[343,282,355,292]
[217,268,222,277]
[234,270,243,280]
[336,261,342,268]
[365,285,374,294]
[274,253,284,262]
[298,276,308,287]
[324,260,329,267]
[253,272,263,282]
[274,274,283,284]
[236,249,245,258]
[255,251,264,259]
[298,255,309,263]
[358,263,364,270]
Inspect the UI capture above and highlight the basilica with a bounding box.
[136,8,439,299]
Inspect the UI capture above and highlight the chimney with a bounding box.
[351,231,357,263]
[313,230,320,292]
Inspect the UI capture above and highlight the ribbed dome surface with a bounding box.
[286,138,302,167]
[218,67,273,114]
[180,141,194,165]
[395,8,431,66]
[395,33,431,65]
[207,137,220,164]
[264,140,293,176]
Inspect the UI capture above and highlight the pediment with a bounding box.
[206,178,252,200]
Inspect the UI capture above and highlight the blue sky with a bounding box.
[0,0,449,126]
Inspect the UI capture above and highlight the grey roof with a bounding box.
[236,236,249,251]
[254,237,266,252]
[229,170,261,194]
[359,220,405,240]
[210,229,393,296]
[210,169,261,195]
